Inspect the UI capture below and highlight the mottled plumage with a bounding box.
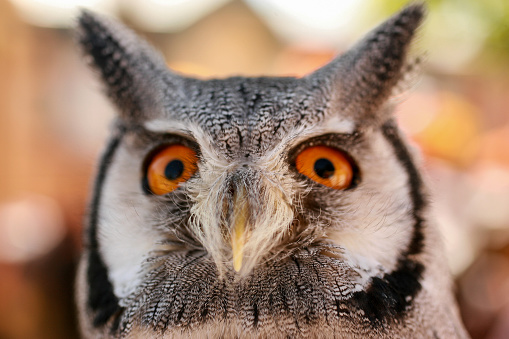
[76,4,469,338]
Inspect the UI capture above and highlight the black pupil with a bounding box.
[314,158,335,179]
[165,160,184,180]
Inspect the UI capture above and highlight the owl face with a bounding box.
[76,5,468,338]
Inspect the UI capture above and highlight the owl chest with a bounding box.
[113,251,405,338]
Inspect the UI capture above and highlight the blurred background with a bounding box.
[0,0,508,337]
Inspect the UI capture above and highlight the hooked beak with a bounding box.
[231,186,249,272]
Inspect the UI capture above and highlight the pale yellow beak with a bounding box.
[231,186,249,272]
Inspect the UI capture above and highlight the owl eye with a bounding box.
[145,144,198,195]
[295,145,354,190]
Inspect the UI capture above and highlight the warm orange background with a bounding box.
[1,0,509,338]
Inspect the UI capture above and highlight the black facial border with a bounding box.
[86,125,126,330]
[346,120,426,326]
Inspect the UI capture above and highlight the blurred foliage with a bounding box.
[367,0,509,65]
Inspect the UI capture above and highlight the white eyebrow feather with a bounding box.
[143,119,192,135]
[283,116,356,151]
[320,115,356,134]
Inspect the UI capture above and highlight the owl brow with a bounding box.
[125,123,199,147]
[287,131,363,158]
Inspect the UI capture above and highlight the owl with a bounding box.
[75,4,469,339]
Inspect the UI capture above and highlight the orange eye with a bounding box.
[295,145,354,190]
[145,144,198,195]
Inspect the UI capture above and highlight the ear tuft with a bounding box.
[76,11,176,121]
[309,3,426,125]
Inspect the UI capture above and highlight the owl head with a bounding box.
[76,4,467,338]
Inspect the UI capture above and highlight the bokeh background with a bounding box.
[0,0,508,338]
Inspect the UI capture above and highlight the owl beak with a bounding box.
[231,186,249,272]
